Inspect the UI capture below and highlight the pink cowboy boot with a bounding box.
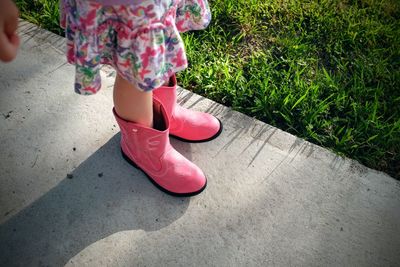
[153,75,222,142]
[113,98,207,196]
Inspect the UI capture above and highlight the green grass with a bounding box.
[16,0,62,35]
[16,0,400,179]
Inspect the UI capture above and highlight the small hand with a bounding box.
[0,0,20,62]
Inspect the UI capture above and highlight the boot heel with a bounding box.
[121,148,139,169]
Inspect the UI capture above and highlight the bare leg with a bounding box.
[113,74,153,128]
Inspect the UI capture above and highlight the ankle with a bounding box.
[114,107,153,128]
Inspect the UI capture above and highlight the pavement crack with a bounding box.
[31,155,39,168]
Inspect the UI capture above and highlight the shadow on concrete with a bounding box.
[0,134,191,266]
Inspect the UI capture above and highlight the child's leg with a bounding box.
[113,74,153,128]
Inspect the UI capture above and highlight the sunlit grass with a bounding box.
[16,0,62,35]
[16,0,400,179]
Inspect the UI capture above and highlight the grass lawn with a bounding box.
[16,0,400,179]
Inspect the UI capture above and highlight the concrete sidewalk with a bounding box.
[1,21,399,267]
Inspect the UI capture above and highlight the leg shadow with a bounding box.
[0,134,190,266]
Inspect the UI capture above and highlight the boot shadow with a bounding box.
[0,134,190,267]
[169,137,194,162]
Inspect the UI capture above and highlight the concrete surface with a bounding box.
[1,21,400,267]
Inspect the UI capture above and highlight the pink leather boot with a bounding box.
[153,75,222,142]
[113,98,207,196]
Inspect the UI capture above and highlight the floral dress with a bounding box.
[60,0,211,94]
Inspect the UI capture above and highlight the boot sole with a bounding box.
[121,149,207,197]
[170,118,223,143]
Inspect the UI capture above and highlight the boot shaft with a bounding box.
[153,74,178,118]
[113,99,170,162]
